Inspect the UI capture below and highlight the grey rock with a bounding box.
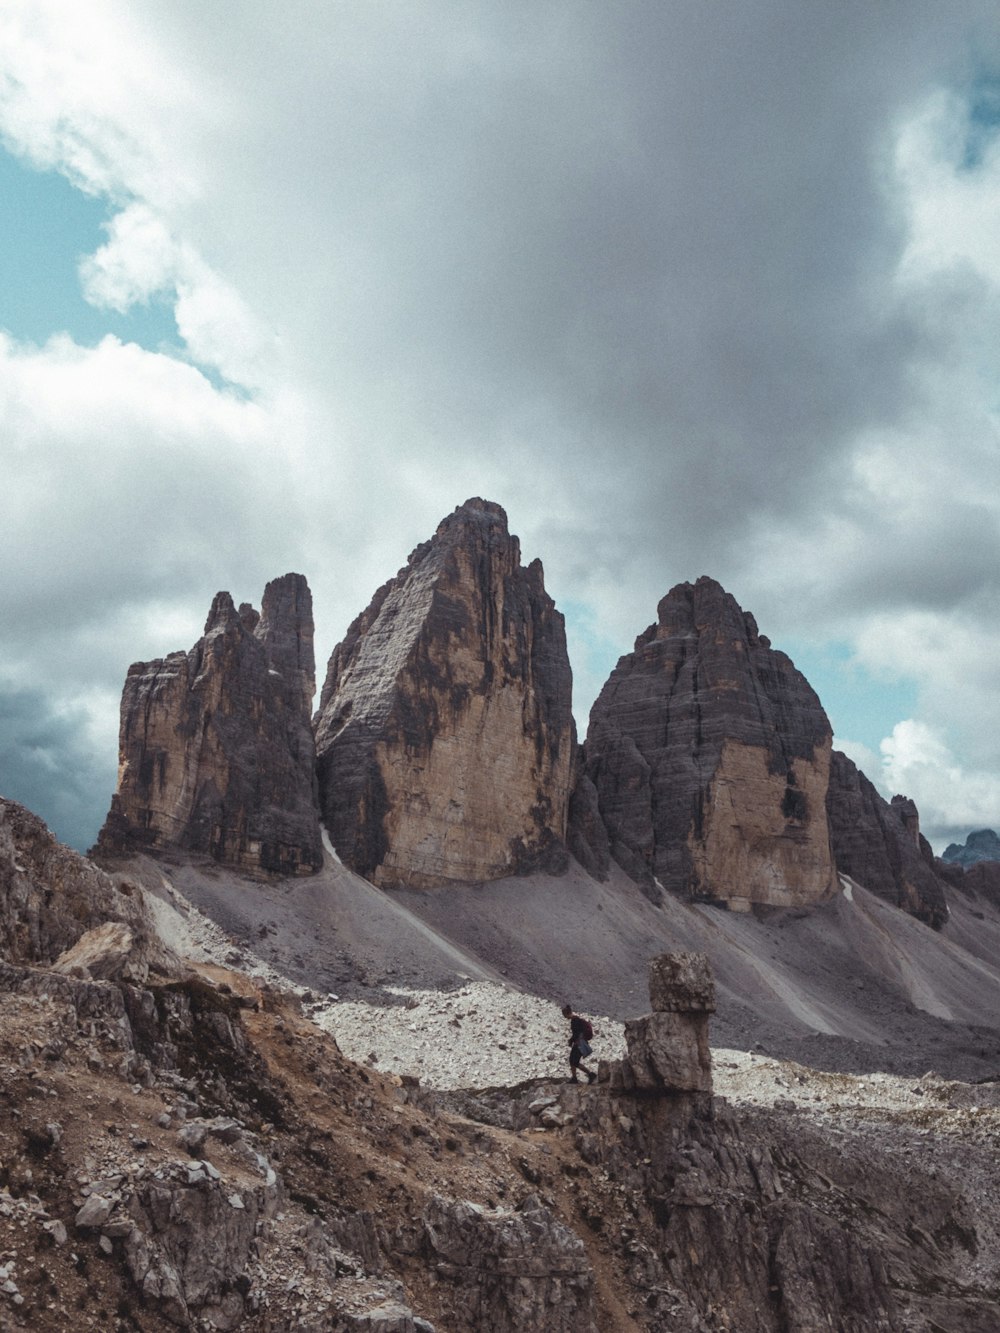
[421,1193,595,1331]
[827,751,949,928]
[575,577,838,908]
[177,1122,208,1155]
[648,952,715,1013]
[620,1010,713,1093]
[75,1194,114,1229]
[0,798,182,975]
[95,574,322,876]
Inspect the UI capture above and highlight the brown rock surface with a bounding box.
[96,574,322,876]
[1,796,181,977]
[576,576,838,908]
[826,750,949,928]
[4,800,1000,1331]
[314,499,575,887]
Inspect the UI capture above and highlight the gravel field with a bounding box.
[309,979,1000,1129]
[144,861,1000,1135]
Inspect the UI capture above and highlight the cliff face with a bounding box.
[314,499,575,888]
[826,751,949,928]
[576,577,838,908]
[95,574,321,876]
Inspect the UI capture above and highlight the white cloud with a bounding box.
[78,203,181,311]
[875,720,1000,847]
[896,88,1000,287]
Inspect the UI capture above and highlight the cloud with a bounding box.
[0,685,117,852]
[873,720,1000,850]
[2,2,1000,850]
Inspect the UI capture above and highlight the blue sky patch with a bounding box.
[0,148,177,351]
[781,638,918,754]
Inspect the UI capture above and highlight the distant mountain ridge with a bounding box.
[91,498,978,930]
[942,828,1000,867]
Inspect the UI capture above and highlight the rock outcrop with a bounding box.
[314,499,575,888]
[575,577,838,909]
[96,574,322,876]
[942,827,1000,867]
[606,952,714,1094]
[5,799,1000,1331]
[826,750,949,928]
[1,797,182,978]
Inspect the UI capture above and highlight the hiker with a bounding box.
[562,1004,597,1084]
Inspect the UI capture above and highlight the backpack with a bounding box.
[580,1018,594,1041]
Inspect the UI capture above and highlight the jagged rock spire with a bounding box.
[95,573,322,876]
[314,499,576,887]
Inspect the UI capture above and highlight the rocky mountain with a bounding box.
[826,751,949,928]
[3,797,1000,1332]
[942,827,1000,867]
[573,577,839,910]
[95,575,322,877]
[314,499,575,888]
[85,500,969,937]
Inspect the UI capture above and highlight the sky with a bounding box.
[1,2,999,857]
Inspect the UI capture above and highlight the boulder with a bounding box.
[619,1009,713,1093]
[575,577,838,908]
[314,500,576,887]
[648,951,715,1014]
[51,921,163,985]
[96,574,322,876]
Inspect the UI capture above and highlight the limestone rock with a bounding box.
[315,500,576,888]
[576,576,838,908]
[619,1010,713,1093]
[565,769,610,882]
[826,750,949,928]
[608,952,714,1094]
[772,1202,898,1331]
[52,921,155,985]
[648,951,715,1014]
[122,1172,272,1329]
[96,574,322,876]
[421,1194,595,1332]
[0,797,181,976]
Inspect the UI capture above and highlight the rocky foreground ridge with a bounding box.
[94,499,983,925]
[4,797,1000,1332]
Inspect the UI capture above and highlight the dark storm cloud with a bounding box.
[160,0,998,590]
[0,687,116,852]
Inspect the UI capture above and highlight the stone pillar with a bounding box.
[606,952,715,1094]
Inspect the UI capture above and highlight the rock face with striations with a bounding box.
[314,499,575,888]
[96,574,322,876]
[576,577,839,909]
[826,751,949,928]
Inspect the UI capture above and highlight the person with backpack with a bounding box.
[562,1004,597,1084]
